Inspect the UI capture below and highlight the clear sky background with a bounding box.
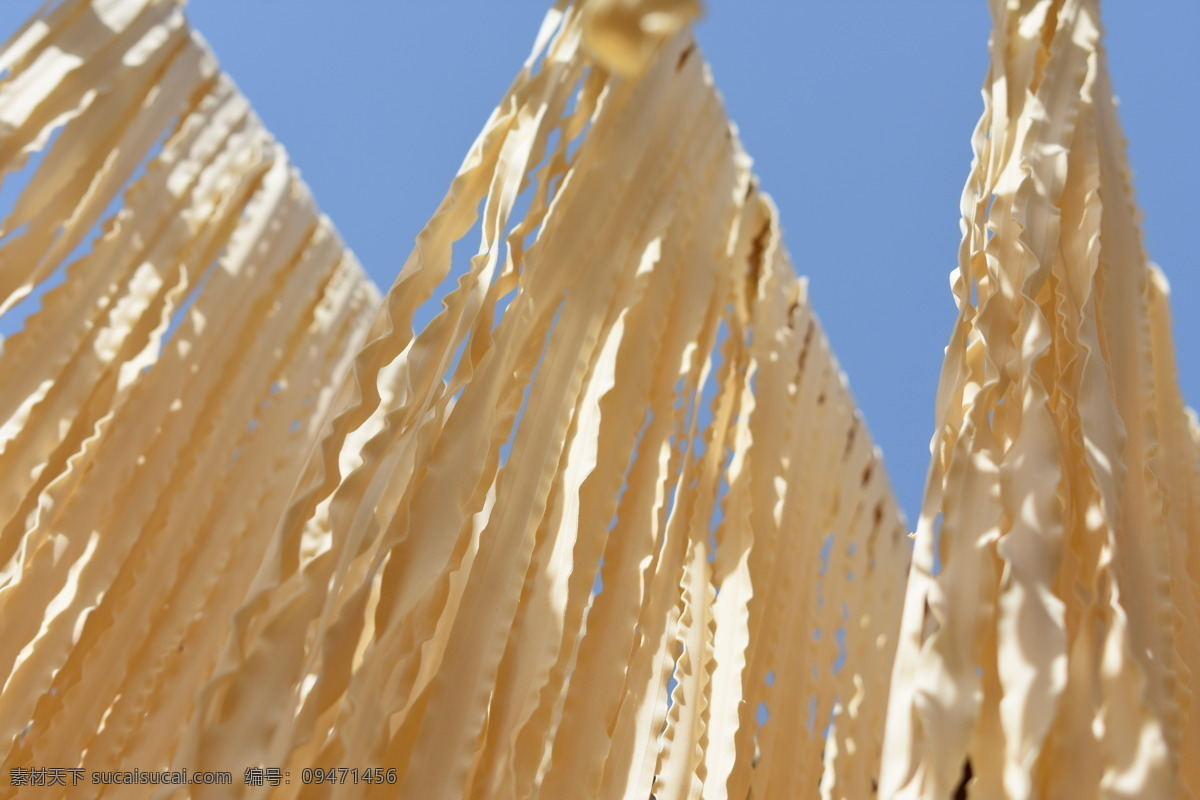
[0,1,1195,524]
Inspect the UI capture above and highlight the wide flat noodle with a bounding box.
[0,2,378,796]
[880,0,1200,797]
[15,0,1193,797]
[7,3,915,799]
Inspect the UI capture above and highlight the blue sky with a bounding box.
[0,1,1195,523]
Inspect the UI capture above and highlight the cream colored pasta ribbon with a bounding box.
[880,0,1200,797]
[13,0,1192,798]
[0,0,909,797]
[165,2,911,796]
[0,0,377,795]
